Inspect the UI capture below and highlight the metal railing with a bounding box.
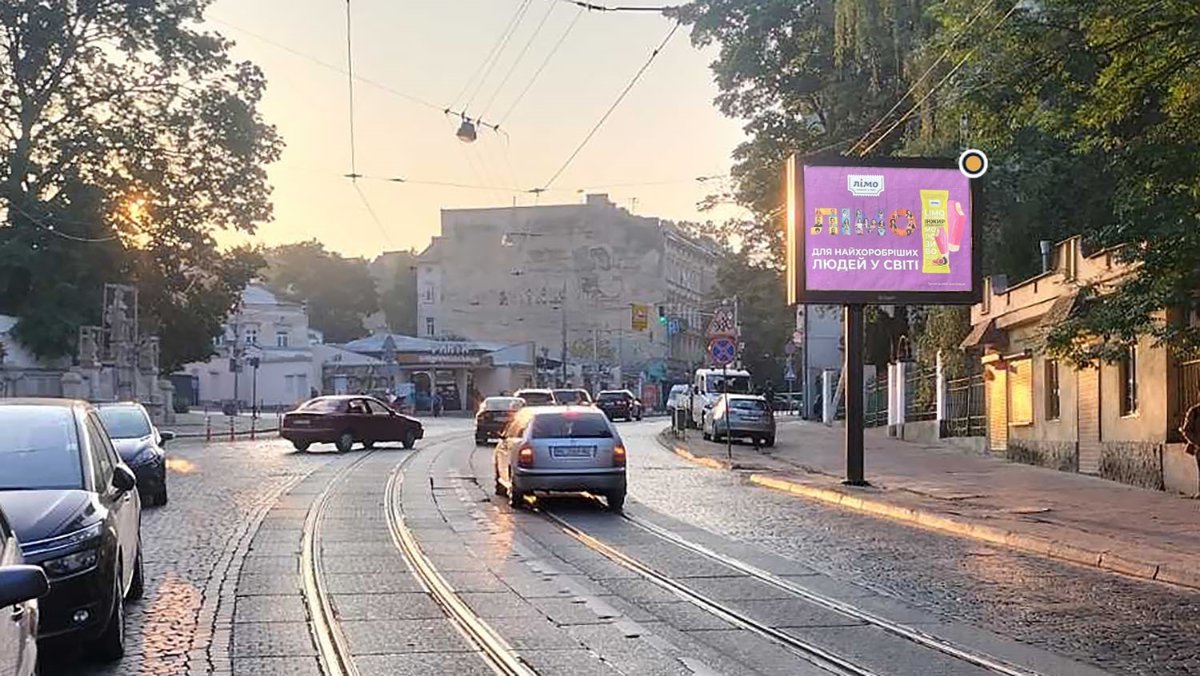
[865,374,889,427]
[904,366,938,422]
[943,374,985,437]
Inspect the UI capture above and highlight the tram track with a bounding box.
[536,495,1044,676]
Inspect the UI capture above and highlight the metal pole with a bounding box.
[724,362,732,460]
[252,363,258,419]
[844,304,866,485]
[803,306,811,419]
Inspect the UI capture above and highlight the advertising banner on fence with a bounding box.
[787,157,980,305]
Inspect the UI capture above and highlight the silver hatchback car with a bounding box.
[493,406,627,512]
[704,394,776,447]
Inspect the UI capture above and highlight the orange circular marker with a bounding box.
[959,149,988,179]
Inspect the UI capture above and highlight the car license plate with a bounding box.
[550,446,595,459]
[291,419,310,426]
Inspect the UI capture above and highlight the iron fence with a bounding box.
[865,373,889,427]
[904,366,938,422]
[943,373,985,437]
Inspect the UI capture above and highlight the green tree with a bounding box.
[263,241,379,344]
[0,0,282,369]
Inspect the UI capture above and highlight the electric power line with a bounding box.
[498,4,586,126]
[454,0,534,113]
[479,0,558,119]
[2,200,122,243]
[856,1,1023,157]
[553,0,679,11]
[351,182,395,245]
[344,0,358,178]
[848,1,995,156]
[540,20,681,190]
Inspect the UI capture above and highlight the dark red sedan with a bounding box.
[281,396,424,453]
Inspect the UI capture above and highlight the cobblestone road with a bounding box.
[621,423,1200,676]
[42,434,345,675]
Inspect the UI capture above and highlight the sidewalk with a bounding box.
[659,420,1200,591]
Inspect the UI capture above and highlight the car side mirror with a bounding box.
[159,430,176,445]
[112,465,137,493]
[0,565,49,608]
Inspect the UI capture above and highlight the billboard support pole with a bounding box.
[844,304,867,486]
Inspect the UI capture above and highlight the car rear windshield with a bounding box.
[597,392,628,401]
[730,399,768,411]
[484,398,523,411]
[554,390,590,404]
[531,413,613,439]
[519,392,555,405]
[97,406,151,439]
[298,398,342,413]
[0,407,84,490]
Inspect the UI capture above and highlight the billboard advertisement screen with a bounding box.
[787,157,980,305]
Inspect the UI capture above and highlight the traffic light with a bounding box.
[658,305,667,325]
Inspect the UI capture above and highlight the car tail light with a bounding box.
[612,444,627,467]
[517,443,535,468]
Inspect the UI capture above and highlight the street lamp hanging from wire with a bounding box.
[456,115,478,143]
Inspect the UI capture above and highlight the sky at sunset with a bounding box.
[204,0,748,259]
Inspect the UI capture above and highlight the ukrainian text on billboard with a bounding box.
[803,165,972,293]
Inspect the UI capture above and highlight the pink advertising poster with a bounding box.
[802,164,973,296]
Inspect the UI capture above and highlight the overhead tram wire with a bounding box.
[453,0,534,114]
[855,1,1023,157]
[552,0,680,11]
[343,0,394,246]
[209,16,502,135]
[539,20,681,191]
[498,4,585,127]
[479,0,558,120]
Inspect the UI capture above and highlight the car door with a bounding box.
[364,399,397,442]
[0,510,27,676]
[345,399,374,443]
[85,414,137,592]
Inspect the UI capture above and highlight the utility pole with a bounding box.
[560,280,568,386]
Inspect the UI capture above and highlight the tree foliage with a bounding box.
[263,241,379,345]
[683,0,1200,368]
[0,0,282,371]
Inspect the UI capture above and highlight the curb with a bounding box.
[655,430,732,470]
[653,426,1200,591]
[747,472,1200,592]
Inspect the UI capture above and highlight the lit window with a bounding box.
[1009,358,1033,425]
[1119,346,1138,415]
[1044,359,1060,421]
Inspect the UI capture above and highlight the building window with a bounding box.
[244,327,258,345]
[422,286,435,304]
[276,330,289,348]
[1044,359,1060,421]
[1120,345,1138,415]
[1009,358,1033,425]
[426,317,436,337]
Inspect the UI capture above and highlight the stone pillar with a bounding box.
[158,379,176,424]
[889,361,908,438]
[821,369,836,425]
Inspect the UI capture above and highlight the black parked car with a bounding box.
[0,399,144,663]
[96,403,174,506]
[596,390,644,421]
[475,396,525,445]
[0,503,48,676]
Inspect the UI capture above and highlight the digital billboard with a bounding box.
[787,156,980,305]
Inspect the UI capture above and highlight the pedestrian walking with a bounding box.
[432,392,443,418]
[1179,402,1200,486]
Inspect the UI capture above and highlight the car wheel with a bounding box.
[702,430,711,441]
[292,441,310,453]
[128,542,145,601]
[336,431,355,453]
[155,486,169,506]
[607,490,626,513]
[475,434,487,446]
[363,440,375,450]
[765,435,775,448]
[90,569,125,662]
[402,430,417,450]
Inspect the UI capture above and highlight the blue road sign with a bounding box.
[668,319,680,336]
[784,360,796,381]
[708,336,737,366]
